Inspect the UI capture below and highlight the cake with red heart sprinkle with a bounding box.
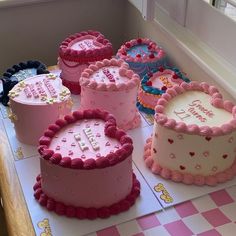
[144,81,236,186]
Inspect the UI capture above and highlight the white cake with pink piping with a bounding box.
[144,81,236,186]
[79,58,141,131]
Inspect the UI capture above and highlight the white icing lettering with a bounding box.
[43,79,58,98]
[23,86,32,98]
[83,127,100,151]
[28,84,39,98]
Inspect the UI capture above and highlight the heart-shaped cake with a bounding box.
[34,109,140,219]
[58,30,113,94]
[116,38,167,78]
[0,60,48,106]
[79,58,141,131]
[144,81,236,186]
[8,74,72,145]
[137,66,190,114]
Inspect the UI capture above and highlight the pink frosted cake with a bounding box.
[8,74,72,145]
[116,38,166,78]
[137,66,190,115]
[79,58,141,131]
[144,81,236,186]
[58,30,113,94]
[34,109,140,219]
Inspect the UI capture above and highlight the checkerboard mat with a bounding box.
[90,186,236,236]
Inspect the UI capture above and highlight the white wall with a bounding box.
[0,0,126,72]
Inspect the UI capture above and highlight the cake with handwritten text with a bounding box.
[58,30,113,94]
[116,38,167,78]
[80,58,141,131]
[8,74,72,145]
[144,81,236,186]
[34,109,141,219]
[0,60,49,106]
[137,66,190,114]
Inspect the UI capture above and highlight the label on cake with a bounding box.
[9,74,70,105]
[49,119,121,160]
[90,66,130,84]
[151,73,177,89]
[127,44,157,58]
[70,36,102,51]
[164,91,233,127]
[10,68,37,82]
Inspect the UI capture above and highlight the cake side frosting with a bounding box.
[80,58,141,130]
[35,109,141,219]
[144,81,236,186]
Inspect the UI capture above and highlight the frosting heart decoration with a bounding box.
[105,141,110,146]
[169,153,175,159]
[222,154,228,159]
[168,138,174,144]
[179,165,186,170]
[205,136,212,141]
[153,148,157,153]
[189,152,195,157]
[203,151,209,157]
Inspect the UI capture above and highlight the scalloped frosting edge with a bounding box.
[144,137,236,186]
[79,58,140,91]
[117,38,165,63]
[38,109,134,169]
[59,30,113,63]
[33,173,140,219]
[154,81,236,136]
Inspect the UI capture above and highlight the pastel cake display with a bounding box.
[144,81,236,186]
[79,58,141,131]
[8,74,72,145]
[137,66,190,115]
[34,109,141,219]
[0,60,48,106]
[58,30,113,94]
[116,38,166,78]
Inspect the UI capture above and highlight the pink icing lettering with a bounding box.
[188,100,214,118]
[43,79,58,98]
[102,68,115,82]
[188,107,207,122]
[28,84,39,98]
[23,86,32,98]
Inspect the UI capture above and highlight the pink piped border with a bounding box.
[33,173,140,219]
[144,137,236,186]
[59,30,113,63]
[38,109,134,169]
[154,81,236,136]
[116,38,165,63]
[79,58,140,91]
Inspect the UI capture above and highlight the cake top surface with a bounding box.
[38,109,133,169]
[9,74,71,105]
[155,82,236,136]
[59,30,113,63]
[117,38,165,63]
[80,58,140,91]
[141,67,190,95]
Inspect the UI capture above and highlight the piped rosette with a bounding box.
[144,81,236,186]
[137,66,190,115]
[116,38,167,77]
[80,58,141,130]
[58,30,113,94]
[35,109,140,219]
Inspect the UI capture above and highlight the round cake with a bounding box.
[34,109,141,219]
[8,73,72,145]
[58,30,113,94]
[144,81,236,186]
[79,58,141,131]
[0,60,48,106]
[116,38,167,78]
[137,66,190,115]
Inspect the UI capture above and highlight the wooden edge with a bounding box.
[0,123,35,236]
